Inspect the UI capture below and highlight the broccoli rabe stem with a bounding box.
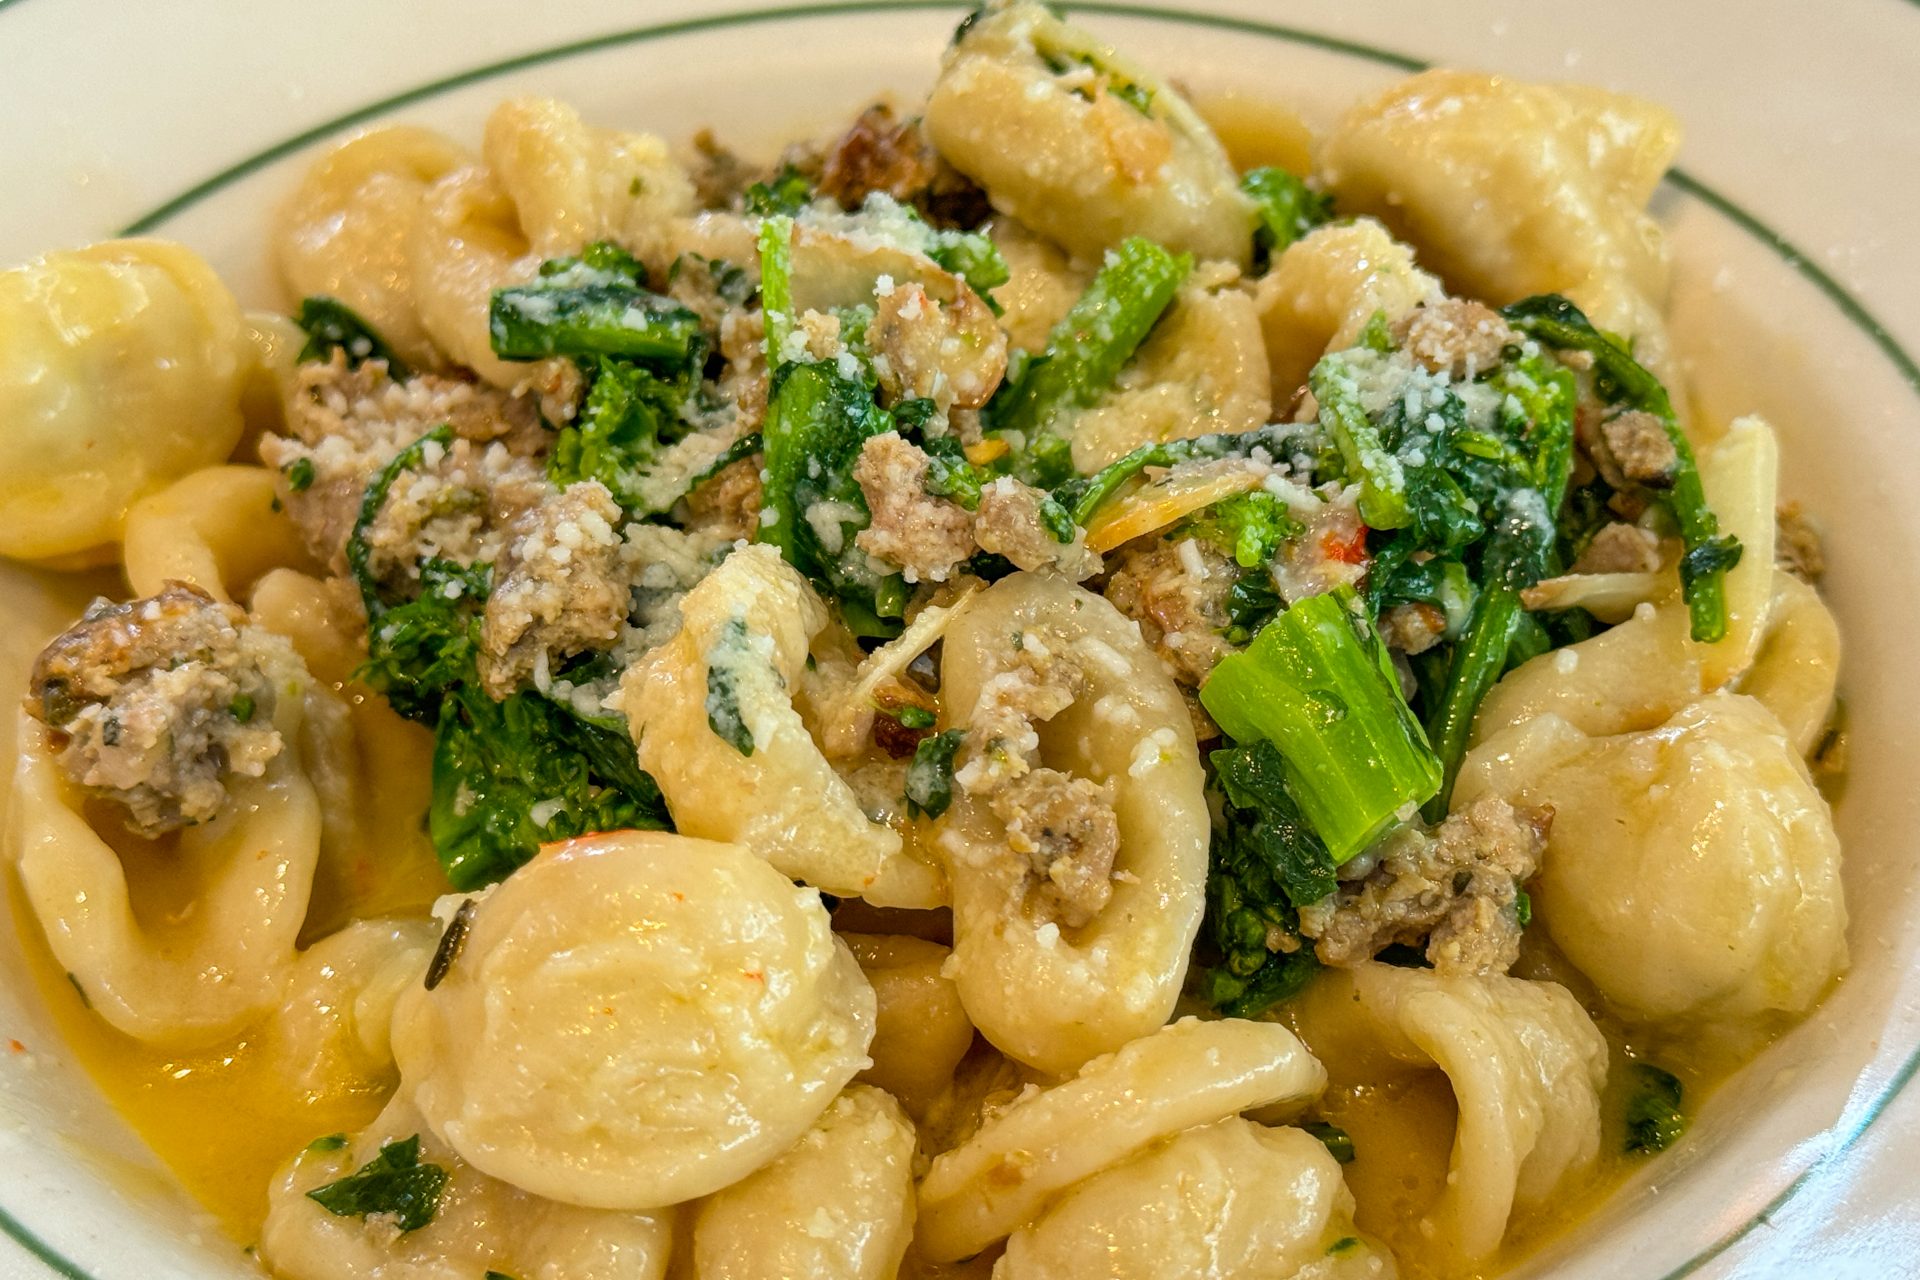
[990,236,1191,485]
[757,214,795,369]
[1309,351,1409,530]
[1200,589,1441,864]
[1502,294,1737,643]
[1424,359,1579,815]
[489,281,700,363]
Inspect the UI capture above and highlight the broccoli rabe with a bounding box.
[295,295,411,376]
[489,241,702,363]
[1241,167,1332,266]
[1202,741,1327,1019]
[1178,490,1304,570]
[987,236,1191,486]
[1502,293,1739,643]
[546,357,693,509]
[345,426,673,887]
[743,165,814,217]
[1200,589,1441,865]
[429,685,671,891]
[757,360,910,637]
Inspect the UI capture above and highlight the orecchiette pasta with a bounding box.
[408,163,550,390]
[121,466,311,603]
[1289,963,1608,1267]
[273,125,475,371]
[390,829,876,1210]
[1070,263,1273,470]
[247,568,446,928]
[1320,69,1682,380]
[268,915,438,1104]
[1738,570,1842,756]
[690,1086,918,1280]
[840,933,977,1120]
[1457,692,1847,1024]
[936,571,1209,1076]
[259,1093,674,1280]
[997,1119,1395,1280]
[925,2,1255,266]
[1253,219,1442,399]
[917,1017,1327,1262]
[988,217,1091,355]
[482,96,696,272]
[1475,416,1781,740]
[0,239,249,561]
[622,544,946,908]
[7,693,321,1046]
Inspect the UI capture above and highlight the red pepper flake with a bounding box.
[742,970,764,983]
[1321,525,1370,565]
[6,1040,24,1054]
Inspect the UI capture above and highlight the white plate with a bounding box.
[2,1,1918,1276]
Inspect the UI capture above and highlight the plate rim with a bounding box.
[5,2,1916,1276]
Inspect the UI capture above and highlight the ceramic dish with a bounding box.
[1,1,1918,1276]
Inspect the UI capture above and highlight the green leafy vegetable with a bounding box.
[1309,351,1409,530]
[1623,1063,1689,1154]
[546,357,690,506]
[1502,293,1738,642]
[359,558,491,725]
[1302,1121,1355,1164]
[704,617,758,756]
[758,214,795,367]
[1421,353,1578,813]
[489,242,702,363]
[925,229,1011,302]
[295,295,410,376]
[1199,590,1440,865]
[305,1133,348,1153]
[1063,422,1308,527]
[905,729,967,820]
[757,360,909,637]
[1200,737,1330,1019]
[988,236,1191,485]
[1179,490,1304,569]
[346,425,457,617]
[896,705,937,730]
[284,457,316,492]
[743,165,814,217]
[430,686,671,891]
[1242,167,1331,264]
[305,1135,448,1234]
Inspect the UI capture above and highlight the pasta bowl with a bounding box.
[1,0,1918,1276]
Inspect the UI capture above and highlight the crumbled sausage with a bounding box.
[685,454,765,542]
[818,103,991,228]
[1390,299,1516,378]
[261,353,550,584]
[1102,537,1236,685]
[25,583,302,837]
[1298,796,1550,977]
[1776,502,1825,582]
[949,631,1123,928]
[989,768,1119,928]
[975,477,1101,581]
[1378,601,1448,655]
[1592,409,1679,489]
[1571,521,1663,575]
[853,433,978,583]
[478,482,632,700]
[687,129,760,210]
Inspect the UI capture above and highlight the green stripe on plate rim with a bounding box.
[0,3,1905,1278]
